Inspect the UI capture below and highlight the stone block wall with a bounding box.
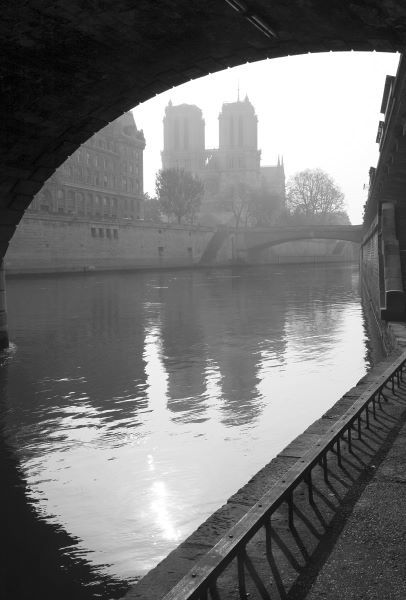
[4,215,232,274]
[360,217,381,313]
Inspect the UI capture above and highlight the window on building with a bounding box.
[112,197,118,217]
[76,193,85,215]
[99,228,104,237]
[158,246,164,257]
[113,229,118,239]
[106,228,112,239]
[86,195,92,215]
[66,191,75,213]
[174,118,179,150]
[91,227,97,237]
[187,247,193,257]
[229,116,235,147]
[238,115,244,147]
[40,190,52,212]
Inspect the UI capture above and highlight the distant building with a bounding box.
[161,96,285,224]
[29,112,146,221]
[161,101,206,174]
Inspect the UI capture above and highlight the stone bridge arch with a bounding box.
[241,225,363,261]
[1,1,405,343]
[200,225,363,264]
[241,224,364,251]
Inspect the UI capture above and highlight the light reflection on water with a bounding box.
[1,264,377,591]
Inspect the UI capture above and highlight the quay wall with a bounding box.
[5,214,359,275]
[4,215,233,274]
[360,217,381,311]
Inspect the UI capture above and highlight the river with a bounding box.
[0,264,381,598]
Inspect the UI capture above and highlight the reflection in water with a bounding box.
[1,264,380,596]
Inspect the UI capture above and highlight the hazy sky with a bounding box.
[132,52,399,225]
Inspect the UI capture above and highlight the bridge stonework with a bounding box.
[240,225,363,251]
[199,225,363,264]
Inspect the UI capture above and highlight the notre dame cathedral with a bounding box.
[161,95,285,225]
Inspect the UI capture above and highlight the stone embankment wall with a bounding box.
[360,216,381,313]
[360,204,405,324]
[4,215,233,274]
[5,216,360,275]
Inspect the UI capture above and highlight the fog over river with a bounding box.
[1,264,380,598]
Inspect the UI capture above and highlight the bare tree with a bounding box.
[142,193,162,222]
[249,184,284,227]
[287,169,346,223]
[220,181,253,229]
[155,168,204,224]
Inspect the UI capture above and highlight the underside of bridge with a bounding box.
[1,0,406,345]
[3,1,406,234]
[241,225,364,253]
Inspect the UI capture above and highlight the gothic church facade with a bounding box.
[161,96,285,225]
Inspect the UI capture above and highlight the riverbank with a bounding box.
[126,301,406,599]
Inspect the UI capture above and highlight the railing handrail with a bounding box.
[161,351,406,600]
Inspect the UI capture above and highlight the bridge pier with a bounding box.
[0,260,9,348]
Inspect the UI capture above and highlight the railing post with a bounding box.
[322,453,329,482]
[336,438,342,468]
[288,493,294,529]
[348,426,352,452]
[237,551,247,599]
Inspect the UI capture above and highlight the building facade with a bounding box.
[161,96,285,224]
[28,112,146,223]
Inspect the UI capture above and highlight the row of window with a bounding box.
[60,165,140,193]
[70,149,141,175]
[31,188,141,219]
[91,227,119,239]
[227,157,246,169]
[158,246,193,257]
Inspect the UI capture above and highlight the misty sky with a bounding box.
[132,52,399,225]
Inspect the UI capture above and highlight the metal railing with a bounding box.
[162,352,406,600]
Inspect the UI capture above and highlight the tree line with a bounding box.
[144,167,349,227]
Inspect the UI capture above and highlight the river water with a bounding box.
[1,264,379,598]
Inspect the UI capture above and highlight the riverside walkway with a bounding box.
[128,350,406,600]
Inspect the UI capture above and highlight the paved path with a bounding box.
[304,391,406,599]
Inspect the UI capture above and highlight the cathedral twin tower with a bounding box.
[161,95,285,223]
